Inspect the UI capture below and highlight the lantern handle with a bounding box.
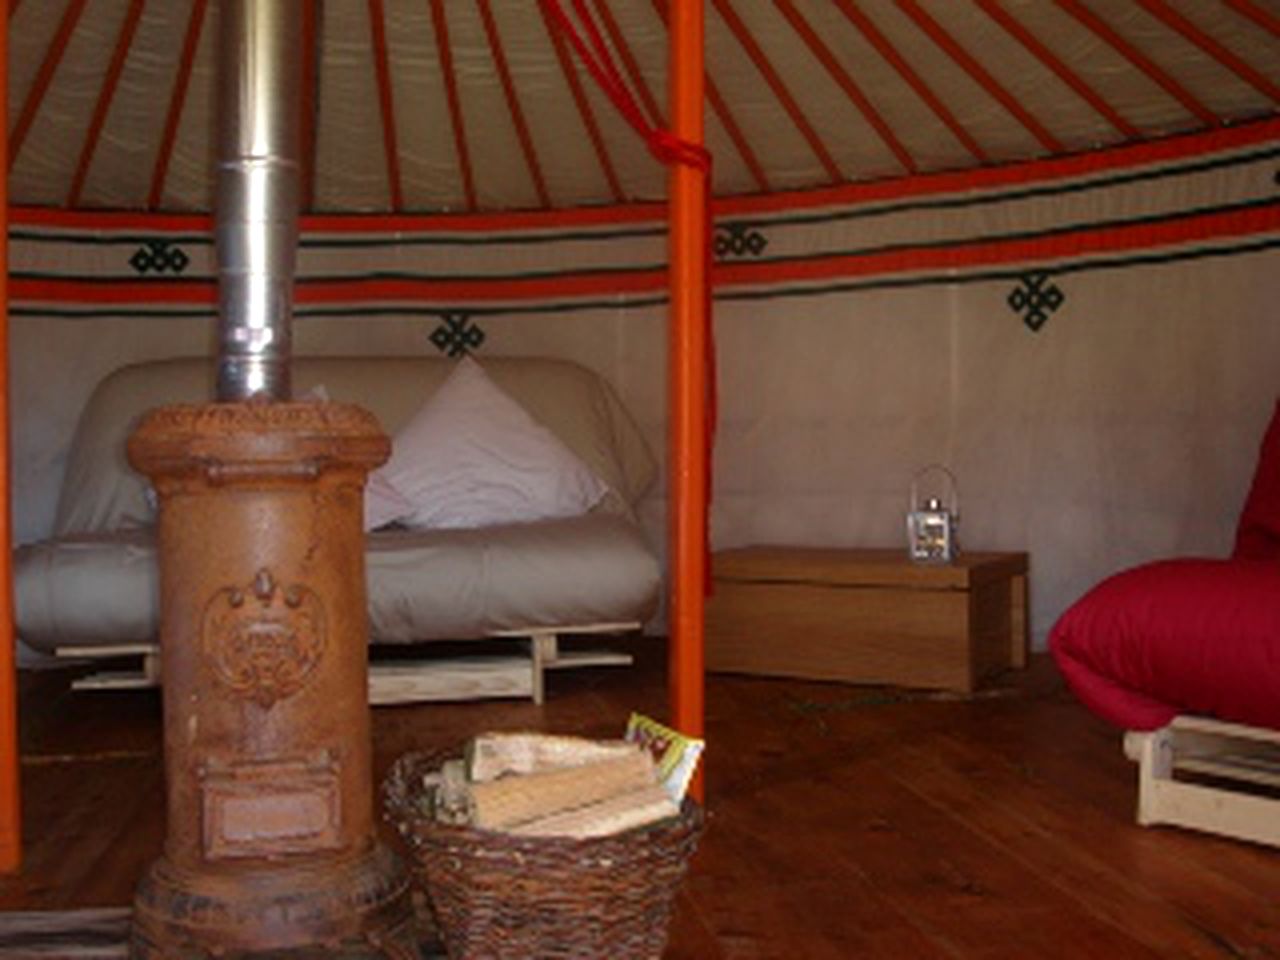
[909,463,959,516]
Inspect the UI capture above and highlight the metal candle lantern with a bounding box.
[907,465,959,564]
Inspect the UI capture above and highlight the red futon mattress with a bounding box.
[1050,399,1280,731]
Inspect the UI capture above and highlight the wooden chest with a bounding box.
[706,546,1029,693]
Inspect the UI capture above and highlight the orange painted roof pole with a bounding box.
[0,0,22,875]
[668,0,707,802]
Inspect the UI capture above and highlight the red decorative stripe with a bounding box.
[13,116,1280,235]
[1054,0,1216,126]
[711,0,842,183]
[367,0,403,211]
[593,0,664,128]
[149,0,208,211]
[538,0,625,203]
[831,0,987,164]
[431,0,476,212]
[773,0,915,174]
[69,0,147,208]
[478,0,549,208]
[300,0,319,213]
[9,0,90,172]
[717,200,1280,289]
[1223,0,1280,40]
[14,202,1279,309]
[649,0,768,193]
[1137,0,1280,104]
[975,0,1139,140]
[896,0,1062,154]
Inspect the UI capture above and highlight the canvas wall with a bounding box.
[11,122,1280,655]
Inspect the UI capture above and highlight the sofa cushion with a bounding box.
[1049,558,1280,731]
[54,356,654,536]
[378,357,607,530]
[15,515,660,654]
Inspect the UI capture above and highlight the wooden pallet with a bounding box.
[1124,715,1280,848]
[56,623,637,707]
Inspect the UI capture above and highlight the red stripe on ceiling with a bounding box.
[650,0,769,193]
[896,0,1063,154]
[1137,0,1280,104]
[831,0,987,165]
[367,0,403,211]
[1223,0,1280,40]
[539,0,625,203]
[431,0,477,212]
[300,0,319,213]
[1054,0,1217,127]
[9,0,90,171]
[773,0,916,175]
[149,0,207,211]
[14,117,1280,235]
[976,0,1139,140]
[711,0,842,183]
[592,0,663,128]
[478,0,549,208]
[68,0,147,208]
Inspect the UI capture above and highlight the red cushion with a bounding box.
[1050,559,1280,731]
[1234,398,1280,560]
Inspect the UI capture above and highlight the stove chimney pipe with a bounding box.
[215,0,300,401]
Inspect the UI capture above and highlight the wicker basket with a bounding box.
[383,750,704,960]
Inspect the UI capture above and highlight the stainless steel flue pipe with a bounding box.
[215,0,301,401]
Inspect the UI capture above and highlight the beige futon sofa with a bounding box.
[15,355,661,703]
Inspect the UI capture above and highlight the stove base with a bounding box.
[130,844,421,959]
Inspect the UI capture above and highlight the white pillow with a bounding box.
[364,470,414,531]
[378,356,608,529]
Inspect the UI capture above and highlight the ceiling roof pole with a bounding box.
[0,0,20,876]
[668,0,707,802]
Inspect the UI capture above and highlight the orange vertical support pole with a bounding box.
[0,0,21,875]
[668,0,707,801]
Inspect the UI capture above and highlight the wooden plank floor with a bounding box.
[3,642,1279,958]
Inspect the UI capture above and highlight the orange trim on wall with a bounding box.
[667,0,707,802]
[13,199,1279,310]
[11,115,1280,236]
[0,0,21,876]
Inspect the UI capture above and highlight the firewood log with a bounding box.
[469,750,657,830]
[509,783,679,838]
[467,732,640,782]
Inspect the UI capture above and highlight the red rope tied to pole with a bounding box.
[542,0,717,592]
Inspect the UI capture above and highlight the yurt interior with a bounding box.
[2,0,1279,956]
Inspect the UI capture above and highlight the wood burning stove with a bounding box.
[127,2,418,956]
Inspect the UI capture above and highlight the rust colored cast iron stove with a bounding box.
[127,2,417,956]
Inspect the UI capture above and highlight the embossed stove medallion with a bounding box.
[202,567,326,707]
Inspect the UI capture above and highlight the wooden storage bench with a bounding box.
[706,546,1029,693]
